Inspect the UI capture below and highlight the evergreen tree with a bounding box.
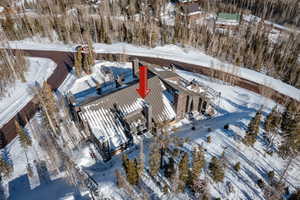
[279,119,300,158]
[40,82,59,132]
[191,147,205,182]
[15,120,32,149]
[209,156,224,183]
[267,170,275,180]
[264,106,278,133]
[126,159,139,185]
[234,162,241,172]
[74,50,82,77]
[0,156,13,179]
[121,154,129,174]
[281,100,298,132]
[82,54,91,75]
[87,41,95,67]
[243,110,262,146]
[164,157,175,178]
[121,154,139,185]
[149,144,161,177]
[2,13,16,40]
[179,152,189,185]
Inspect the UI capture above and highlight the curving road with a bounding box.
[0,50,298,149]
[0,50,74,148]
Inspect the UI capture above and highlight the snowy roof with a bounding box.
[180,3,201,15]
[81,76,176,123]
[78,76,176,150]
[146,64,179,80]
[69,61,135,106]
[69,63,114,95]
[143,61,211,100]
[80,105,128,151]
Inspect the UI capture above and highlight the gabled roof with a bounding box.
[81,76,176,123]
[78,76,176,150]
[180,3,201,15]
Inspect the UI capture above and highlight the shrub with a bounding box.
[257,179,265,189]
[163,185,169,194]
[209,157,224,183]
[224,124,229,130]
[234,162,241,172]
[267,170,275,180]
[207,136,212,143]
[266,150,273,156]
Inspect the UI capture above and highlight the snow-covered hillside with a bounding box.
[2,61,299,199]
[174,70,300,199]
[0,57,56,128]
[4,42,300,101]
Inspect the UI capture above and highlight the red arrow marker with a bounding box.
[136,65,150,99]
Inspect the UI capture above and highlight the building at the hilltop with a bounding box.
[67,60,215,160]
[215,13,241,32]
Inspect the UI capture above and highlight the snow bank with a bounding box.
[0,57,57,128]
[4,41,300,101]
[94,43,300,101]
[6,38,74,52]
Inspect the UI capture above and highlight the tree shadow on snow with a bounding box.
[1,147,13,166]
[222,97,259,113]
[8,161,89,200]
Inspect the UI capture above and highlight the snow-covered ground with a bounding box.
[175,70,300,199]
[0,57,56,128]
[72,68,299,199]
[0,115,86,200]
[69,61,132,95]
[243,14,300,34]
[2,61,299,199]
[6,38,74,52]
[4,41,300,101]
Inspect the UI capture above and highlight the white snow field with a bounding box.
[2,63,299,200]
[0,57,56,128]
[174,70,300,199]
[5,41,300,101]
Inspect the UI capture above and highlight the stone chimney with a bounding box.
[143,102,152,130]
